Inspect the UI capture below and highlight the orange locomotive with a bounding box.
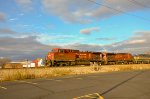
[45,48,106,66]
[106,53,134,64]
[45,48,134,66]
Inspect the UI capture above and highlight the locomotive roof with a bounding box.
[107,53,132,55]
[52,48,79,50]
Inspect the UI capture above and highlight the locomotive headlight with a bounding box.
[48,54,51,58]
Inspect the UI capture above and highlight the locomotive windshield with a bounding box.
[59,49,64,53]
[52,48,65,53]
[52,49,58,52]
[52,48,59,52]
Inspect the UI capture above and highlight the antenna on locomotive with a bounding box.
[101,47,107,52]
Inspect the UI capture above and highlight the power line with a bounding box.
[87,0,150,22]
[127,0,150,8]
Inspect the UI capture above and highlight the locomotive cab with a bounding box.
[52,48,63,52]
[52,48,79,53]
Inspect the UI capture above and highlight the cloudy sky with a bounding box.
[0,0,150,60]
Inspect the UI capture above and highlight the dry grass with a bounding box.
[100,64,150,72]
[0,64,150,82]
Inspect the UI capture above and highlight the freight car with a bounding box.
[134,54,150,64]
[45,48,135,66]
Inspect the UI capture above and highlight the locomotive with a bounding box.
[45,48,136,66]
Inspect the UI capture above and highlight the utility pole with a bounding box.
[26,59,28,68]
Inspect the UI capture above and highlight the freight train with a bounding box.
[45,48,150,66]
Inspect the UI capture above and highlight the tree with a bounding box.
[0,57,11,68]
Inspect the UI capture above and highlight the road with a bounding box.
[0,70,150,99]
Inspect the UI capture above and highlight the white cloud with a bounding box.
[19,13,24,16]
[42,0,150,23]
[16,0,32,6]
[0,29,150,60]
[0,12,6,22]
[80,27,100,35]
[35,33,87,46]
[42,0,96,23]
[15,0,33,11]
[0,28,17,34]
[9,18,18,21]
[96,37,116,41]
[0,36,59,60]
[105,31,150,53]
[63,43,102,52]
[128,39,146,44]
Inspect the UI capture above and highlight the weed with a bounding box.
[0,64,150,82]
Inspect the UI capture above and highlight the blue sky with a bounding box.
[0,0,150,60]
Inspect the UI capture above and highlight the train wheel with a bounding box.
[90,62,94,66]
[98,62,102,66]
[59,63,63,67]
[48,61,52,67]
[112,62,115,65]
[66,62,70,66]
[46,60,52,67]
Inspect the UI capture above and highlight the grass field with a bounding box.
[0,64,150,82]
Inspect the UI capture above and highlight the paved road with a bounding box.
[0,70,150,99]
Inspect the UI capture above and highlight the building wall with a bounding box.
[4,63,23,69]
